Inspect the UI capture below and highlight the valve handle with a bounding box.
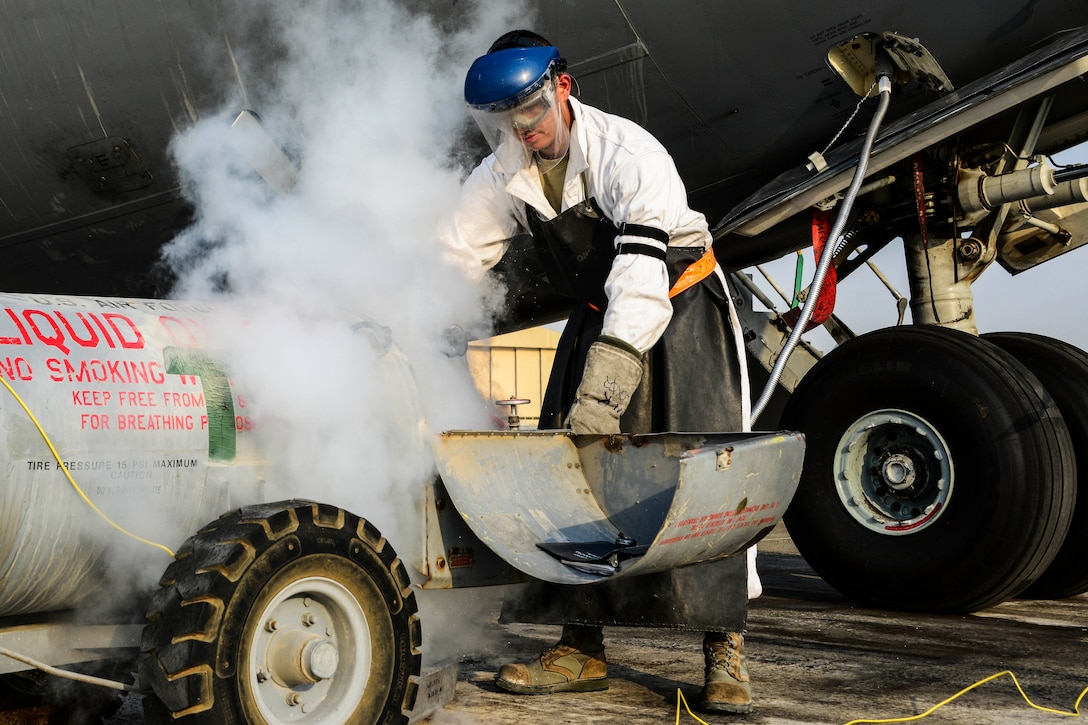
[494,398,531,430]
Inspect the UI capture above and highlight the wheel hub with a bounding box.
[879,452,917,490]
[835,409,954,535]
[266,629,340,686]
[246,577,372,722]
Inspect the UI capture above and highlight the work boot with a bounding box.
[495,624,608,694]
[700,632,752,714]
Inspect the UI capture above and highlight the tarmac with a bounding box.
[414,522,1088,725]
[92,521,1086,724]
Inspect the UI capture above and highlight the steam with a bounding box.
[158,0,533,669]
[164,0,526,539]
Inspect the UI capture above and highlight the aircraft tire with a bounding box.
[984,332,1088,599]
[139,500,421,725]
[780,325,1075,613]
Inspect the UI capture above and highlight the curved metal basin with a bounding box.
[432,430,804,585]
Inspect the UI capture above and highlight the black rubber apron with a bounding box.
[526,194,666,312]
[506,194,750,633]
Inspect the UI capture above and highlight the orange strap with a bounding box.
[668,248,717,298]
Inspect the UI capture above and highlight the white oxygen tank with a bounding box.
[0,292,265,616]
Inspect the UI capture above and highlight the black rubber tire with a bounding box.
[984,332,1088,599]
[139,500,421,725]
[780,326,1075,613]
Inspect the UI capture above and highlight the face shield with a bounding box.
[465,46,572,167]
[467,78,570,164]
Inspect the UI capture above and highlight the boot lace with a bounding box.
[541,642,575,666]
[704,635,741,679]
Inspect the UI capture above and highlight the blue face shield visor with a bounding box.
[464,47,570,159]
[464,46,562,110]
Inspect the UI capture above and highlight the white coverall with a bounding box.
[440,96,760,597]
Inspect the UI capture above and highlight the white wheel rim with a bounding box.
[834,408,954,535]
[245,576,372,723]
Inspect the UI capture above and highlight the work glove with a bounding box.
[566,336,644,434]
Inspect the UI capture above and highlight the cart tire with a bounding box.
[780,326,1075,612]
[984,332,1088,599]
[139,500,420,724]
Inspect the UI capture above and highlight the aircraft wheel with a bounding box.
[984,332,1088,599]
[139,500,421,725]
[780,326,1075,613]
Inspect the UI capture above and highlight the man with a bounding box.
[440,30,757,714]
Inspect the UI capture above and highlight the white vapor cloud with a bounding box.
[162,0,531,570]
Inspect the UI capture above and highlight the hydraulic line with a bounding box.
[751,73,894,422]
[1053,162,1088,184]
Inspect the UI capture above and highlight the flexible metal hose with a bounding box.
[751,75,893,422]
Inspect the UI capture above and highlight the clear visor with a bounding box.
[468,79,570,163]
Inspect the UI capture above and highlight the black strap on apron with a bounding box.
[617,222,669,245]
[526,178,668,310]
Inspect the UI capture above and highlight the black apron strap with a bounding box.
[616,241,667,261]
[525,170,670,307]
[616,221,669,245]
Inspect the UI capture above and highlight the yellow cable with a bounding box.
[675,689,711,725]
[0,375,175,558]
[673,670,1086,724]
[843,670,1087,724]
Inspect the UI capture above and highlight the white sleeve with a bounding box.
[602,252,672,353]
[438,160,520,282]
[597,147,692,352]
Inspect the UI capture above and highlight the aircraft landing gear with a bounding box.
[780,325,1076,612]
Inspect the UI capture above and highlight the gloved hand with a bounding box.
[566,336,644,434]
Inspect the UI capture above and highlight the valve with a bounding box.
[495,398,531,430]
